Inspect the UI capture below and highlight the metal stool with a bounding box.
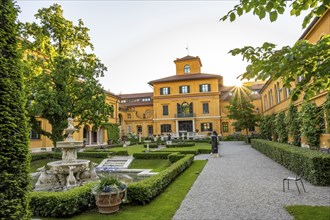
[283,175,306,194]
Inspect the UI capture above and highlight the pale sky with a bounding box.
[17,1,307,94]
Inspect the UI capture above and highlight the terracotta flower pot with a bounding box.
[95,189,126,214]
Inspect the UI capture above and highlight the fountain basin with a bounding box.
[47,159,90,174]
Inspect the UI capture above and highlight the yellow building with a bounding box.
[259,10,329,147]
[29,91,120,152]
[119,55,264,139]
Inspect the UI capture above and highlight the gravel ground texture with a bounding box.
[173,141,330,220]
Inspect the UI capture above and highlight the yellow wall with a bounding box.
[29,91,120,150]
[174,57,202,75]
[259,10,329,147]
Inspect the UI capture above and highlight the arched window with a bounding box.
[184,65,190,74]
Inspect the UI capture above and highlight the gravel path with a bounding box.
[173,141,330,220]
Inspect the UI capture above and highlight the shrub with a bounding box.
[168,153,185,163]
[30,182,96,217]
[0,2,31,219]
[143,143,159,148]
[30,153,50,161]
[251,139,330,186]
[110,150,129,156]
[127,154,194,204]
[158,149,199,155]
[166,142,195,148]
[133,152,172,159]
[77,152,109,158]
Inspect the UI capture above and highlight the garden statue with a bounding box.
[211,131,219,157]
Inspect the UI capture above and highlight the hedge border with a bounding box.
[30,182,96,217]
[127,154,194,204]
[251,139,330,186]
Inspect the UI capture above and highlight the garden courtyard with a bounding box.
[30,141,330,220]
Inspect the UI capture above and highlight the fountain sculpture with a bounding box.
[34,117,97,191]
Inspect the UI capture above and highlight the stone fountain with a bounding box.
[34,118,97,191]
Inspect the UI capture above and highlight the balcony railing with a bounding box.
[175,113,196,118]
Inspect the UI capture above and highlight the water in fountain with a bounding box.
[34,117,97,191]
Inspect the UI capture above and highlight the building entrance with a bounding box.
[178,121,193,132]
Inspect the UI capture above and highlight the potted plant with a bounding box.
[93,167,127,214]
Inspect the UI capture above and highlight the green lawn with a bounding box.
[36,160,207,220]
[156,142,211,152]
[128,159,171,172]
[285,205,330,220]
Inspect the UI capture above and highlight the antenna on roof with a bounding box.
[186,42,189,55]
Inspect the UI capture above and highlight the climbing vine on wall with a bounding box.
[323,94,330,134]
[300,102,323,148]
[285,104,301,146]
[102,123,120,144]
[275,111,288,143]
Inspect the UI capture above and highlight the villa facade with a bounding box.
[259,9,329,147]
[118,55,263,139]
[28,10,329,150]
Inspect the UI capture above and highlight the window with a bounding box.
[160,87,170,95]
[30,121,41,140]
[142,98,151,102]
[276,82,281,103]
[137,125,142,133]
[147,125,153,135]
[163,105,169,116]
[222,122,228,132]
[251,90,259,95]
[202,103,209,114]
[200,84,211,92]
[161,124,171,133]
[127,113,131,119]
[201,123,212,132]
[249,126,255,132]
[285,88,290,99]
[179,85,190,94]
[184,64,190,74]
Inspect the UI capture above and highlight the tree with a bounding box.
[274,111,288,143]
[226,87,258,137]
[300,102,323,148]
[221,1,330,101]
[285,104,301,146]
[259,115,272,140]
[0,1,31,219]
[20,4,113,146]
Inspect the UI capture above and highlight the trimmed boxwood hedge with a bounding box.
[30,182,96,217]
[168,153,185,163]
[127,154,194,204]
[133,152,172,159]
[166,142,195,148]
[158,149,199,155]
[143,143,159,148]
[251,139,330,186]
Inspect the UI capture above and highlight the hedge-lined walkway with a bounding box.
[173,141,330,220]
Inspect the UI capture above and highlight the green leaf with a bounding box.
[277,7,285,14]
[259,10,266,19]
[237,7,243,16]
[265,2,274,12]
[269,11,278,22]
[230,12,236,22]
